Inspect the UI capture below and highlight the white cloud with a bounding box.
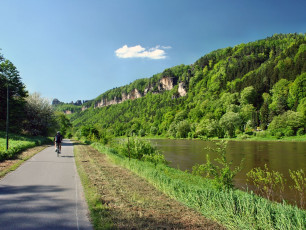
[115,45,170,59]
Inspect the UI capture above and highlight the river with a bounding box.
[149,139,306,207]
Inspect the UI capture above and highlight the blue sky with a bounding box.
[1,0,305,103]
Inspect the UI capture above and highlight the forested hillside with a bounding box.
[69,33,306,139]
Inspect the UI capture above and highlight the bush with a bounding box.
[247,164,286,201]
[192,140,243,190]
[269,110,304,136]
[115,137,161,160]
[176,120,191,138]
[150,126,158,135]
[168,122,177,137]
[195,119,219,137]
[275,132,283,139]
[142,153,168,166]
[66,132,73,139]
[297,128,305,136]
[80,125,100,141]
[289,169,305,207]
[284,129,294,137]
[219,112,242,138]
[138,129,145,137]
[238,134,250,139]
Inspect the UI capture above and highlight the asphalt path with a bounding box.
[0,140,93,230]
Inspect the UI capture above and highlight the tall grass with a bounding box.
[0,131,51,161]
[91,142,306,230]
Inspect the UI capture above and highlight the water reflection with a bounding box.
[150,139,306,207]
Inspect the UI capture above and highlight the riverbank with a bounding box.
[73,142,225,229]
[87,141,305,230]
[141,134,306,142]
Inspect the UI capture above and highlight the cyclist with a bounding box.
[54,131,63,153]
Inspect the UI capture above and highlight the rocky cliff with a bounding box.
[92,77,187,110]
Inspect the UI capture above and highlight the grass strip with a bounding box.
[0,131,52,161]
[91,142,306,230]
[74,141,225,229]
[73,142,113,229]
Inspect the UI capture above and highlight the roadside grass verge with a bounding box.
[73,142,113,230]
[91,142,306,230]
[0,131,52,161]
[73,141,225,229]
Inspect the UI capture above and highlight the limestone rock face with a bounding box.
[92,76,187,110]
[159,77,174,90]
[178,82,187,97]
[128,89,142,100]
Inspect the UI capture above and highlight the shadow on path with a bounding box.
[0,185,79,229]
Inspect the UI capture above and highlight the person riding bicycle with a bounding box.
[54,131,63,153]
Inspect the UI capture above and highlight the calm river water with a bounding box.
[149,139,306,206]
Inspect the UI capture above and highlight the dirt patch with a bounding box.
[0,145,48,178]
[75,143,226,229]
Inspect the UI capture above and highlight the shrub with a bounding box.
[219,112,242,138]
[238,134,250,139]
[275,132,283,139]
[138,129,145,137]
[256,130,269,138]
[80,125,100,141]
[269,110,304,136]
[289,169,305,207]
[247,164,286,201]
[176,120,191,138]
[142,153,168,166]
[192,140,243,190]
[168,122,177,137]
[150,126,158,135]
[115,137,160,160]
[297,128,305,136]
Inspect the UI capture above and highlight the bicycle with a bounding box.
[56,142,61,157]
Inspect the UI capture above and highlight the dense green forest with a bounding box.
[64,34,306,139]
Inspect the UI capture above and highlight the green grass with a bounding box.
[73,143,113,229]
[0,131,52,161]
[91,142,306,230]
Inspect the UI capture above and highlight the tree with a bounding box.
[176,120,191,138]
[240,104,256,125]
[259,93,272,129]
[219,112,242,137]
[23,93,56,136]
[269,79,291,116]
[196,119,219,137]
[239,86,256,105]
[0,59,28,132]
[287,72,306,109]
[55,112,72,137]
[268,110,304,136]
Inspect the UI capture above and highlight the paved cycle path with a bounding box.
[0,140,93,230]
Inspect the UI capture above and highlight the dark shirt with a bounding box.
[55,134,63,143]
